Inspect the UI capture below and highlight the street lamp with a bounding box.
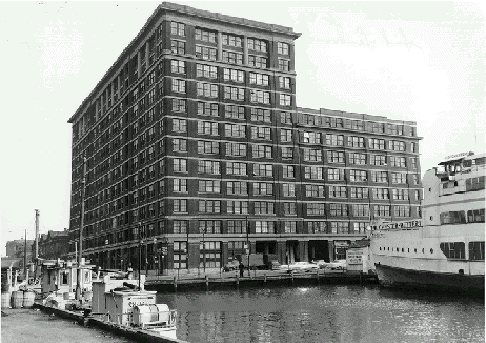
[200,227,206,273]
[135,223,143,290]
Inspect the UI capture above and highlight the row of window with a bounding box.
[440,208,485,224]
[379,241,485,261]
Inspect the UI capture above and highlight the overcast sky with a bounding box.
[1,1,484,256]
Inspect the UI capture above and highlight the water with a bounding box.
[2,286,483,343]
[157,285,485,343]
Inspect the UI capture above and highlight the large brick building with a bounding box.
[67,2,422,273]
[38,229,70,260]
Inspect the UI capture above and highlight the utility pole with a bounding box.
[24,228,27,281]
[76,154,87,301]
[35,209,39,263]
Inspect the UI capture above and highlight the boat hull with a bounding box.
[375,263,485,294]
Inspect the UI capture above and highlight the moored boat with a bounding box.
[370,151,485,293]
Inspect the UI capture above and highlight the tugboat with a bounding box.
[91,272,178,340]
[370,151,485,293]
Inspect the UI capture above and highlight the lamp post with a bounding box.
[200,227,206,273]
[23,228,27,281]
[76,154,86,301]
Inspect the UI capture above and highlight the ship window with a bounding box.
[430,248,433,254]
[429,216,433,221]
[387,247,389,251]
[428,187,431,192]
[414,248,417,253]
[408,248,410,252]
[397,247,399,252]
[379,247,382,250]
[422,248,425,254]
[440,242,466,260]
[469,241,485,261]
[467,209,485,223]
[402,248,404,252]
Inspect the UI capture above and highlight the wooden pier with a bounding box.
[145,270,378,292]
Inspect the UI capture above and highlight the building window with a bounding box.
[391,172,407,184]
[199,200,221,213]
[389,156,407,168]
[255,221,275,234]
[197,64,218,79]
[325,134,344,146]
[327,168,344,181]
[308,221,327,234]
[199,180,221,193]
[282,183,296,197]
[226,181,247,195]
[392,188,409,200]
[371,155,387,166]
[198,121,219,136]
[170,40,185,54]
[225,105,245,120]
[198,160,220,175]
[351,204,369,218]
[197,82,218,98]
[196,45,217,61]
[172,98,186,113]
[388,140,406,151]
[225,142,246,157]
[328,151,345,164]
[393,205,410,217]
[171,60,185,74]
[347,136,365,148]
[222,33,242,47]
[253,164,272,177]
[306,184,325,198]
[251,144,272,158]
[171,79,186,93]
[349,153,366,165]
[195,28,216,43]
[281,147,293,159]
[226,162,247,176]
[330,203,348,217]
[303,148,322,162]
[368,138,385,150]
[173,138,187,152]
[283,165,295,179]
[280,129,292,142]
[349,169,367,182]
[280,94,291,106]
[374,205,390,217]
[225,123,246,138]
[247,38,267,52]
[227,223,246,235]
[222,50,243,65]
[249,72,268,85]
[330,222,349,234]
[250,127,271,140]
[174,199,187,213]
[197,141,219,155]
[248,55,267,68]
[170,22,185,36]
[250,89,270,104]
[307,203,325,216]
[305,166,324,180]
[173,158,187,173]
[198,102,219,117]
[278,58,289,71]
[284,220,297,232]
[279,77,291,89]
[174,178,187,193]
[223,86,245,101]
[252,182,273,196]
[250,108,271,122]
[372,188,389,200]
[227,201,248,215]
[255,202,274,215]
[172,118,186,133]
[329,186,347,198]
[278,42,289,55]
[371,170,388,183]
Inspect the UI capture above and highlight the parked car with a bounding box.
[282,262,319,273]
[223,260,240,271]
[311,260,329,269]
[326,260,347,270]
[268,261,281,270]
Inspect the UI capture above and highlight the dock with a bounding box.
[32,302,189,343]
[144,269,379,292]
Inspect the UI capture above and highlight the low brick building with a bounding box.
[38,229,70,260]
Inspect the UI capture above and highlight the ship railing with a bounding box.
[113,309,178,328]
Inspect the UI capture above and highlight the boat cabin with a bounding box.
[39,258,94,297]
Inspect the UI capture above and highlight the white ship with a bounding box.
[370,151,485,293]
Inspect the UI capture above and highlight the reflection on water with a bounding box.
[157,285,484,343]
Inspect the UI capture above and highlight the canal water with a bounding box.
[1,285,483,343]
[158,284,485,343]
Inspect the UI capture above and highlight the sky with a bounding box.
[0,1,485,256]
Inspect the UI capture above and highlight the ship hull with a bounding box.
[375,263,485,294]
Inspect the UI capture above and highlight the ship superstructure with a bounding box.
[370,151,485,292]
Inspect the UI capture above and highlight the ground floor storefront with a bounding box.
[72,234,365,274]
